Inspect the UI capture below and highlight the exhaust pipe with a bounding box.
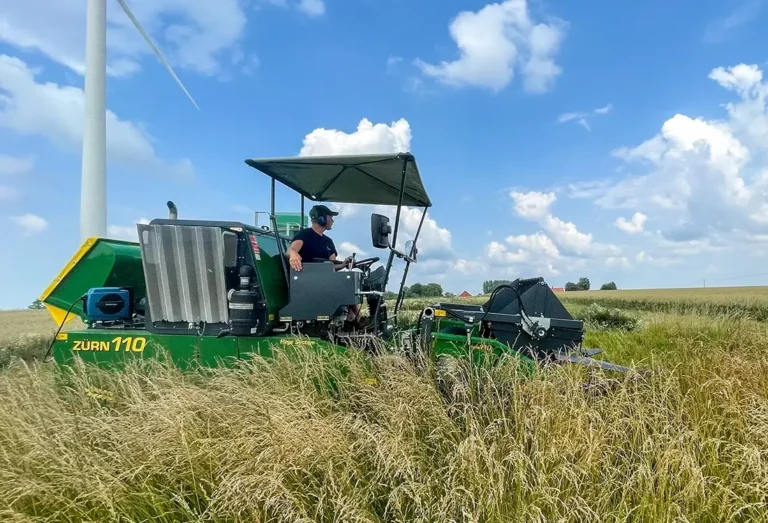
[167,201,178,220]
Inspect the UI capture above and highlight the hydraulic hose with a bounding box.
[43,295,85,363]
[482,283,527,321]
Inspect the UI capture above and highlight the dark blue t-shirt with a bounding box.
[292,228,337,262]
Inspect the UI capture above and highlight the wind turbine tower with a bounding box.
[79,0,199,243]
[80,0,108,241]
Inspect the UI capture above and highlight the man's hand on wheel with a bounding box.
[289,252,302,271]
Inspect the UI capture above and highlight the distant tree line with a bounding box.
[385,282,446,300]
[386,277,620,302]
[482,280,512,294]
[564,277,618,291]
[564,277,591,291]
[482,278,618,294]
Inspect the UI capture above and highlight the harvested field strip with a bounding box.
[560,288,768,321]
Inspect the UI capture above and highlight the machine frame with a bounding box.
[39,152,634,376]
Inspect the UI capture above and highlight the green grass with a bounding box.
[1,291,768,521]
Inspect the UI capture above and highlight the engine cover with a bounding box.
[84,287,132,322]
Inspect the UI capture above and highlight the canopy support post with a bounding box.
[270,178,276,218]
[394,206,426,316]
[300,195,305,228]
[267,178,290,286]
[374,155,409,334]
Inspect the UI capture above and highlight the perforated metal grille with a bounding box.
[138,224,229,324]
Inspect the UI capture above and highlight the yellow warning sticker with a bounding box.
[434,309,447,317]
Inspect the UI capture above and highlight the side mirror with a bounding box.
[405,240,418,261]
[371,213,391,249]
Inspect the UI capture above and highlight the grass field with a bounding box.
[558,286,768,320]
[0,310,84,368]
[1,288,768,521]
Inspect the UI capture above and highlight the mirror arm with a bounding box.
[391,247,416,264]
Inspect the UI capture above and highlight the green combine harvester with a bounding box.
[39,153,631,374]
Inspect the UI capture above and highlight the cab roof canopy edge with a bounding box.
[244,152,432,208]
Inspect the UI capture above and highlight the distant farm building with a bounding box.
[459,291,472,297]
[551,287,565,293]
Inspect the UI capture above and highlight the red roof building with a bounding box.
[551,287,565,292]
[459,291,472,297]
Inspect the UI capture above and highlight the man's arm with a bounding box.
[288,239,304,271]
[329,252,348,271]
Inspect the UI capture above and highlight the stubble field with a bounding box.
[0,287,767,522]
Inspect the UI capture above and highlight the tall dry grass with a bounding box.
[1,311,767,522]
[0,310,84,368]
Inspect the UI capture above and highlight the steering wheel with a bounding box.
[311,256,379,269]
[311,258,354,268]
[351,257,379,270]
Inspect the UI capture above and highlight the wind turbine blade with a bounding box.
[114,0,200,110]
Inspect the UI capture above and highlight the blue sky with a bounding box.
[2,0,768,309]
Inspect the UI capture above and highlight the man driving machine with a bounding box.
[287,204,364,328]
[287,204,348,270]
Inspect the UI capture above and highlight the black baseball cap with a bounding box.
[309,204,339,219]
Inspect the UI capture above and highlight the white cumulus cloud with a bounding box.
[414,0,567,93]
[0,0,249,78]
[0,54,193,180]
[344,204,454,261]
[337,241,366,259]
[11,213,48,235]
[616,212,647,234]
[582,62,768,253]
[299,118,412,157]
[540,214,596,256]
[107,218,150,241]
[509,190,618,258]
[506,232,560,259]
[510,190,555,219]
[485,238,561,277]
[448,189,627,284]
[295,117,453,263]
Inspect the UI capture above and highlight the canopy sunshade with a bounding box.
[244,153,432,208]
